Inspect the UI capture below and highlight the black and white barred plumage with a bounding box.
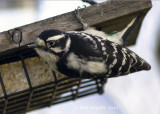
[29,29,151,78]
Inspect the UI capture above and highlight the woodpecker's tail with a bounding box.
[137,59,151,70]
[130,57,151,73]
[121,13,143,46]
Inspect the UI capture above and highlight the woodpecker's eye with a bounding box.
[47,40,55,47]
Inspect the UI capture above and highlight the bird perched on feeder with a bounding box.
[28,8,151,79]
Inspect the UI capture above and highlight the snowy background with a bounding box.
[0,0,160,114]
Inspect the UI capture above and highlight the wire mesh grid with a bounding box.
[0,48,106,114]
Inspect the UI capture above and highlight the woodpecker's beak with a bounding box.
[28,42,38,48]
[28,38,46,49]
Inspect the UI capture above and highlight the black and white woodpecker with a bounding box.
[28,8,151,79]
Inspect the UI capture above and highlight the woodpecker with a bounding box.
[28,8,151,79]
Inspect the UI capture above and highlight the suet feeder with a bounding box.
[0,1,152,114]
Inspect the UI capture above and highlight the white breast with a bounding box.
[66,52,107,74]
[35,48,59,71]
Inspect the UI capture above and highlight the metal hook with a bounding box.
[8,28,22,47]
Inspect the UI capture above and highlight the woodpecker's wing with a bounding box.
[67,32,105,60]
[65,31,151,78]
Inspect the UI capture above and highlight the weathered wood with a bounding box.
[0,1,152,56]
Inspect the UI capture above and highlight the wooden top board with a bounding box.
[0,1,152,56]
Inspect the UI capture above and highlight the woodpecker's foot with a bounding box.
[74,6,89,30]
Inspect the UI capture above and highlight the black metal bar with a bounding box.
[58,79,79,87]
[73,78,82,100]
[54,92,99,105]
[6,106,26,114]
[79,83,96,89]
[49,84,58,105]
[31,95,53,103]
[56,83,78,91]
[52,71,57,82]
[2,99,8,114]
[95,78,103,94]
[20,54,32,89]
[70,85,76,100]
[0,73,8,114]
[99,78,107,94]
[7,99,27,107]
[0,74,7,98]
[32,90,54,99]
[6,102,26,111]
[48,71,58,106]
[0,49,38,65]
[0,89,30,101]
[19,53,33,111]
[26,91,33,111]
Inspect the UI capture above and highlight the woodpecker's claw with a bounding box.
[74,6,89,30]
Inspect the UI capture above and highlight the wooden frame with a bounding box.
[0,1,152,56]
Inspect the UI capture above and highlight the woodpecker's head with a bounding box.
[29,29,71,55]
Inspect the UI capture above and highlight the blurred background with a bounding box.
[0,0,160,114]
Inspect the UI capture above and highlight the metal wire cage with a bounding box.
[0,29,106,114]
